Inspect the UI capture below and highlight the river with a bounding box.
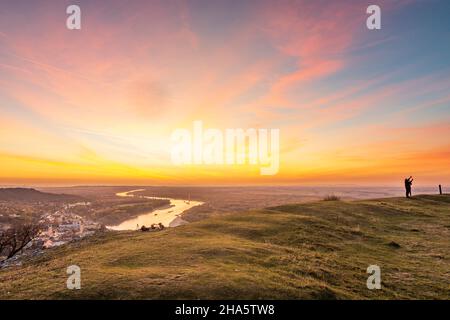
[107,189,204,231]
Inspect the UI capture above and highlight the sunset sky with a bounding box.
[0,0,449,186]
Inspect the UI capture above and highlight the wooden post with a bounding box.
[439,185,442,195]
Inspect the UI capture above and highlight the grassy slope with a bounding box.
[0,195,449,299]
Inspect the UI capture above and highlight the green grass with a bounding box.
[0,194,449,299]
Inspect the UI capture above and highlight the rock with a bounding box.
[387,241,401,248]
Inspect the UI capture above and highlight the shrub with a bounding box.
[323,194,341,201]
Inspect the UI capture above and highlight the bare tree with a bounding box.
[0,231,12,258]
[0,224,40,263]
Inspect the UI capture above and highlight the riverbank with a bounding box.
[1,194,448,299]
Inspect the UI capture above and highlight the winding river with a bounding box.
[107,189,203,231]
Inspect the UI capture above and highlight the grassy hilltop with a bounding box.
[0,194,449,299]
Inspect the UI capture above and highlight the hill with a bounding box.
[0,194,449,299]
[0,188,84,202]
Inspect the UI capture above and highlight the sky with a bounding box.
[0,0,449,186]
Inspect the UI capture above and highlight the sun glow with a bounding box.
[1,1,449,185]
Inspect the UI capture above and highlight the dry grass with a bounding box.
[0,194,449,300]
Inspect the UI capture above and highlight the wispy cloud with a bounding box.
[0,0,449,184]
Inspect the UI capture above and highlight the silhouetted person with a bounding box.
[404,176,413,198]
